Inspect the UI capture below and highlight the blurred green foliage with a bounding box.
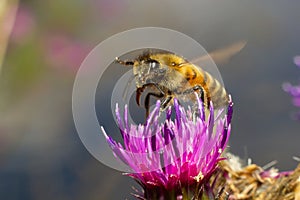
[1,38,44,106]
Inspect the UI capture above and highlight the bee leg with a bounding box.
[144,92,164,118]
[115,57,134,66]
[157,89,172,111]
[136,83,159,106]
[136,87,145,106]
[182,85,206,120]
[161,96,173,110]
[192,85,205,103]
[136,83,167,118]
[183,85,206,105]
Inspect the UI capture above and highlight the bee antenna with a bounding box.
[115,57,134,66]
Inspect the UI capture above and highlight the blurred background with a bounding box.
[1,0,300,199]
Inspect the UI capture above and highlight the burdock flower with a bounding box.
[283,56,300,120]
[102,95,233,199]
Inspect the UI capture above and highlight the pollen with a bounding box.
[194,171,204,182]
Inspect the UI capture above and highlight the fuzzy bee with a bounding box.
[116,41,245,117]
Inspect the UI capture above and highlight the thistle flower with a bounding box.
[102,95,233,199]
[283,56,300,120]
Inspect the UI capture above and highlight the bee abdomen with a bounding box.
[184,68,197,81]
[204,71,229,109]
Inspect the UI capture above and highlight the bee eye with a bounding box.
[146,59,160,69]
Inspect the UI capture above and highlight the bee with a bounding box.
[116,41,245,117]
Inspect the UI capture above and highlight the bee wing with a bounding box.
[191,40,247,65]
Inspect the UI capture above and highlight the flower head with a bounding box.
[102,96,233,199]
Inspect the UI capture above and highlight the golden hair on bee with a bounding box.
[116,41,245,117]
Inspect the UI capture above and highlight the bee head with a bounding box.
[133,58,168,86]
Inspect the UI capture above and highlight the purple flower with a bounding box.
[294,56,300,68]
[283,56,300,120]
[10,6,36,44]
[102,95,233,199]
[44,33,91,72]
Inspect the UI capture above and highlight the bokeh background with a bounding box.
[1,0,300,199]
